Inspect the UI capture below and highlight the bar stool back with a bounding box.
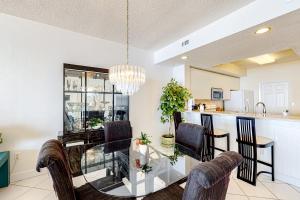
[236,116,274,186]
[201,114,215,161]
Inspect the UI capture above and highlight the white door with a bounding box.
[260,82,288,114]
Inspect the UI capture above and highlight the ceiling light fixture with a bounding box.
[255,27,271,34]
[248,54,276,65]
[109,0,145,96]
[181,55,188,60]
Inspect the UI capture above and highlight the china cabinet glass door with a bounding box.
[63,64,129,136]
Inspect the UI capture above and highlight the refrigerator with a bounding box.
[224,90,254,113]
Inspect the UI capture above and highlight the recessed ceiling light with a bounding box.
[181,55,188,60]
[248,54,276,65]
[255,27,271,34]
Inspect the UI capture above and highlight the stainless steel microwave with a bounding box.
[211,88,223,100]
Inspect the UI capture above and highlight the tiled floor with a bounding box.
[1,172,300,200]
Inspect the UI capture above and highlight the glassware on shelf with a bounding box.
[66,79,71,91]
[63,65,129,137]
[73,80,78,91]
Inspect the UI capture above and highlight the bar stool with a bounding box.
[236,116,274,186]
[201,114,230,161]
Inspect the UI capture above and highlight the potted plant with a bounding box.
[159,79,192,147]
[135,159,152,173]
[136,132,151,155]
[167,146,184,165]
[89,118,103,129]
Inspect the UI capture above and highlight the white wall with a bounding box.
[0,14,172,180]
[240,60,300,115]
[172,65,185,85]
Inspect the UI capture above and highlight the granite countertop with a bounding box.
[185,110,300,122]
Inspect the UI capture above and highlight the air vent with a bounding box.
[181,40,189,47]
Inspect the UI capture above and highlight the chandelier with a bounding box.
[109,0,146,96]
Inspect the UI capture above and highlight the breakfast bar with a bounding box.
[183,111,300,187]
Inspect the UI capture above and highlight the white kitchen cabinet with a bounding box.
[189,68,240,100]
[183,111,300,187]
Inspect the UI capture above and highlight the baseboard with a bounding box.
[11,168,47,183]
[276,173,300,187]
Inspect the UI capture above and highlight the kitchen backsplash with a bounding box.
[194,99,224,111]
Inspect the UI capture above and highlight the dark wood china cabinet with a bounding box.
[59,63,129,145]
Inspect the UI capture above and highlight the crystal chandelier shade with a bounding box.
[109,64,146,96]
[109,0,145,96]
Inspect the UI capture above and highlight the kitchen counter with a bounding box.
[185,110,300,122]
[182,110,300,187]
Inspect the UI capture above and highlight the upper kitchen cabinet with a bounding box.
[189,67,240,100]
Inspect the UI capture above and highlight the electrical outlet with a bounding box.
[15,152,21,160]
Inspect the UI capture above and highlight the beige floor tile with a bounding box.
[4,171,300,200]
[257,174,284,184]
[226,194,248,200]
[0,185,29,200]
[263,182,300,200]
[290,184,300,193]
[16,188,52,200]
[15,174,49,188]
[248,197,277,200]
[35,174,54,191]
[227,179,245,195]
[236,180,276,199]
[43,191,58,200]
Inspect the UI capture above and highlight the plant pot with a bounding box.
[140,155,147,165]
[161,134,175,147]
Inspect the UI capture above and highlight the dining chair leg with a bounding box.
[271,145,275,181]
[226,134,230,151]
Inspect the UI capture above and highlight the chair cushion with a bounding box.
[214,129,229,136]
[256,136,274,147]
[175,123,205,153]
[36,139,76,200]
[182,151,243,200]
[104,121,132,143]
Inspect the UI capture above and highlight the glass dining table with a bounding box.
[80,138,202,198]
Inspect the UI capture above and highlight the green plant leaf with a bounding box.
[158,79,192,126]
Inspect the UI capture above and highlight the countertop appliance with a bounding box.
[211,88,223,100]
[224,90,254,113]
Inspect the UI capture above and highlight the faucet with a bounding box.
[244,99,250,113]
[255,102,267,116]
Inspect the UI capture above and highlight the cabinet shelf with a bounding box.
[65,90,122,95]
[62,64,129,145]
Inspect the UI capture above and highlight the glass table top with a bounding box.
[80,139,202,198]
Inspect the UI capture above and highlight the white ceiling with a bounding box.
[164,9,300,75]
[0,0,253,50]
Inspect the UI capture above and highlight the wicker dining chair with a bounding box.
[36,139,135,200]
[175,123,205,155]
[143,151,243,200]
[104,120,132,143]
[173,111,182,133]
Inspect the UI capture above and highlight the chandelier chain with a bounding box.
[126,0,129,65]
[109,0,145,96]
